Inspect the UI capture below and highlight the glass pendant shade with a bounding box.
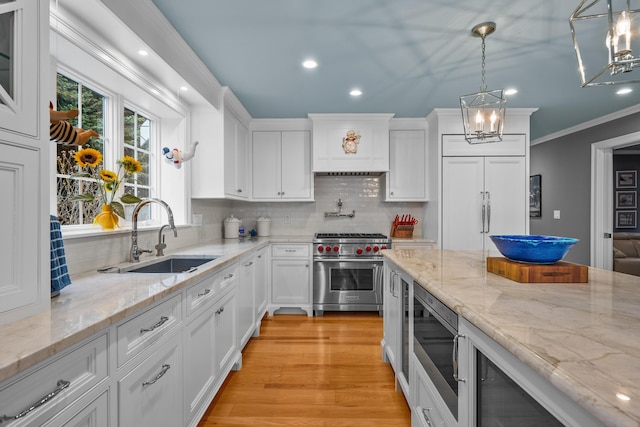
[570,0,640,87]
[459,22,506,144]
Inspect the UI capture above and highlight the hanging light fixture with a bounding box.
[570,0,640,87]
[460,22,506,144]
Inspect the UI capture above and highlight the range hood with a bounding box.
[309,113,394,174]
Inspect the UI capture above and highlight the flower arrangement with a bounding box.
[71,147,142,228]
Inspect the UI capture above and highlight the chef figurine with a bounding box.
[342,129,360,154]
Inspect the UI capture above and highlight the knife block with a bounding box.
[391,223,414,238]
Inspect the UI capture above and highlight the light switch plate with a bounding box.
[553,210,561,220]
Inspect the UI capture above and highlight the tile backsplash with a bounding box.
[63,175,424,276]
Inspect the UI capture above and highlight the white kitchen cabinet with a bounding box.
[224,111,250,199]
[252,130,312,200]
[118,332,183,427]
[253,247,268,325]
[0,334,108,427]
[442,155,527,251]
[184,276,237,426]
[237,253,256,349]
[269,244,312,316]
[382,262,401,371]
[0,0,49,325]
[411,353,451,427]
[386,129,427,201]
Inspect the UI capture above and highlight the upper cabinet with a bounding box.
[310,113,394,173]
[252,129,313,201]
[224,111,249,199]
[0,0,49,325]
[0,0,42,139]
[386,121,428,202]
[191,87,252,199]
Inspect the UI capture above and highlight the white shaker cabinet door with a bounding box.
[280,131,311,199]
[483,156,527,252]
[252,131,281,199]
[387,130,427,201]
[442,157,485,250]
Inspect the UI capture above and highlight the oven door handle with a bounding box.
[314,258,382,263]
[452,333,466,383]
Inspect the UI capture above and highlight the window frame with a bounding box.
[53,67,162,231]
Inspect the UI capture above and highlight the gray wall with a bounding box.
[530,111,640,265]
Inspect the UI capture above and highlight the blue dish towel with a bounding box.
[50,215,71,293]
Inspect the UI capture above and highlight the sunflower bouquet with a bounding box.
[71,147,143,228]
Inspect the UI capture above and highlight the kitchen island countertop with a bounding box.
[383,248,639,427]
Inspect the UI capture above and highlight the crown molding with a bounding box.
[532,103,640,146]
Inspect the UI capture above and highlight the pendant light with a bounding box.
[570,0,639,87]
[460,22,507,144]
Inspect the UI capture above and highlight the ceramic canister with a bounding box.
[256,217,271,236]
[224,215,241,239]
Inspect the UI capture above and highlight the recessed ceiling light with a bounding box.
[302,60,318,69]
[138,49,149,56]
[617,88,633,95]
[505,88,518,96]
[350,89,363,96]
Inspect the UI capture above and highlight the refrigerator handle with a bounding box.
[480,191,486,234]
[486,191,491,234]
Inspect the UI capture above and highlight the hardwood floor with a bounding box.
[198,312,411,426]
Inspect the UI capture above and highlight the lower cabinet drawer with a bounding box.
[271,244,309,258]
[0,334,108,427]
[117,293,182,367]
[42,389,109,427]
[118,332,183,427]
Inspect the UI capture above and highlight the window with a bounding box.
[123,107,153,221]
[55,73,106,226]
[55,72,157,227]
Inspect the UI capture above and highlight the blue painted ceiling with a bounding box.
[150,0,639,140]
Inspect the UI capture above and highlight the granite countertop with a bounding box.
[0,236,315,384]
[383,248,639,427]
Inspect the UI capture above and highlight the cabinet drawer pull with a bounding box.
[198,288,211,297]
[0,379,70,422]
[216,306,225,315]
[142,364,171,386]
[420,407,433,426]
[243,262,253,267]
[140,316,169,334]
[223,273,234,279]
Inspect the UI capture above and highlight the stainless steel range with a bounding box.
[313,233,391,316]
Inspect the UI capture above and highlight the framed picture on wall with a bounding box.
[616,191,637,209]
[529,174,541,217]
[616,170,637,188]
[616,211,637,228]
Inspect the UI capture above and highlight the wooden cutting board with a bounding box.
[486,257,589,283]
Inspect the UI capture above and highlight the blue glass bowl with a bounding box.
[489,235,579,264]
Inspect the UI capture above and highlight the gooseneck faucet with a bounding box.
[130,198,178,262]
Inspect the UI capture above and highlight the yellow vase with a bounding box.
[93,204,120,230]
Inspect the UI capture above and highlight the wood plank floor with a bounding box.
[198,312,410,426]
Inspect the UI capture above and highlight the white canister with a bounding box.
[256,217,271,236]
[224,215,241,239]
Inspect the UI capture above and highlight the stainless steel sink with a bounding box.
[120,256,218,273]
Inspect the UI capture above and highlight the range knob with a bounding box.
[381,245,387,250]
[325,246,332,252]
[333,246,339,253]
[365,246,372,252]
[356,248,363,255]
[317,246,324,252]
[373,246,380,252]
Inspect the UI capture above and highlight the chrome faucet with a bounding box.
[155,224,171,256]
[130,198,177,262]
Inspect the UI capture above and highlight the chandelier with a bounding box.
[460,22,506,144]
[570,0,640,87]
